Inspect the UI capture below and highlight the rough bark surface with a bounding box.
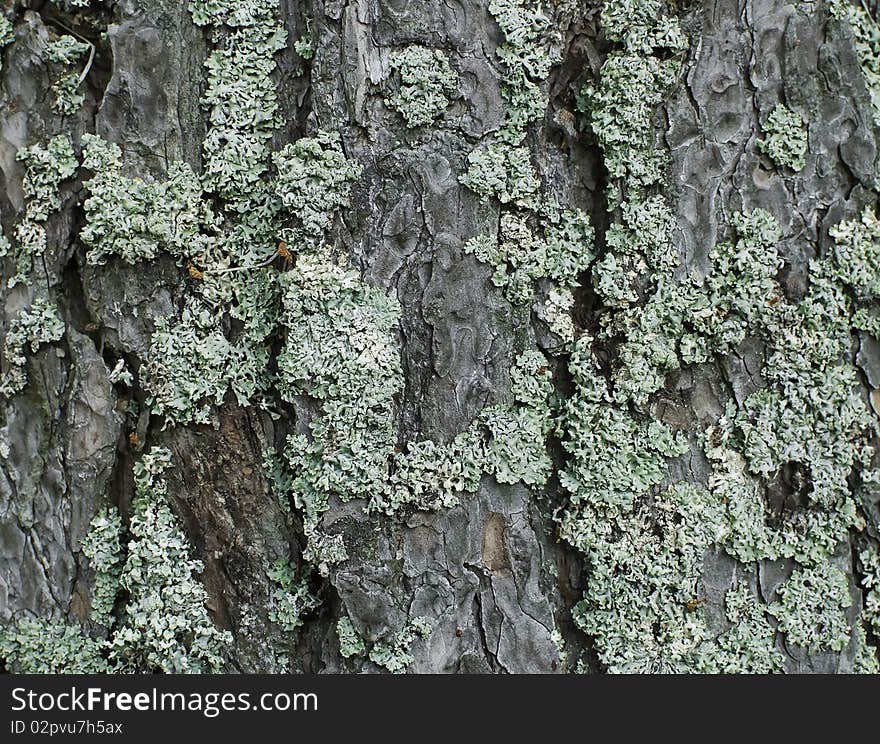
[1,0,879,674]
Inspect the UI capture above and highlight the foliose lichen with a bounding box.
[81,506,125,627]
[552,0,880,672]
[368,617,433,673]
[0,618,108,674]
[831,0,880,125]
[769,563,853,653]
[336,616,365,659]
[110,448,232,673]
[757,104,808,172]
[272,131,362,238]
[266,560,319,633]
[385,45,458,128]
[80,134,214,266]
[0,298,66,397]
[459,0,558,208]
[0,15,13,73]
[7,135,77,286]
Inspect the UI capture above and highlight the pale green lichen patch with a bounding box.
[459,143,541,207]
[0,298,65,397]
[385,45,458,128]
[713,583,784,673]
[336,616,365,659]
[272,131,363,237]
[368,617,433,673]
[266,560,319,633]
[578,4,685,204]
[0,16,12,47]
[3,449,233,673]
[143,305,270,426]
[47,35,90,64]
[7,135,77,285]
[51,72,84,117]
[18,135,77,220]
[487,0,558,144]
[81,506,125,627]
[553,0,880,672]
[828,206,880,301]
[279,248,556,567]
[858,545,880,638]
[0,15,13,74]
[459,0,558,207]
[111,448,231,673]
[294,17,314,60]
[0,618,108,674]
[192,0,287,207]
[80,134,215,265]
[560,193,880,667]
[831,0,880,125]
[45,35,91,116]
[557,335,688,517]
[757,104,807,171]
[464,209,594,306]
[769,563,852,653]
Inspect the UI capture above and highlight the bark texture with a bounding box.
[1,0,879,674]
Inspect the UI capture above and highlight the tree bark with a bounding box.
[1,0,879,674]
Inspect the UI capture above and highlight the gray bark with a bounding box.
[1,0,879,673]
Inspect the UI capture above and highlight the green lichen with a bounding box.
[464,209,594,306]
[107,359,133,386]
[831,0,880,125]
[143,305,270,426]
[561,194,879,667]
[0,618,108,674]
[459,0,558,206]
[577,4,688,405]
[193,0,286,207]
[293,17,314,60]
[80,134,214,265]
[713,583,784,673]
[7,135,77,285]
[0,298,65,398]
[278,253,404,513]
[4,449,235,674]
[566,478,719,673]
[266,560,319,633]
[368,617,433,673]
[0,16,12,46]
[853,623,880,673]
[859,544,880,638]
[47,35,90,64]
[385,45,458,128]
[487,0,558,144]
[279,248,556,567]
[46,35,90,116]
[17,135,78,215]
[336,616,365,659]
[459,144,541,207]
[553,0,880,672]
[51,72,84,116]
[539,286,576,345]
[828,206,880,301]
[272,131,363,237]
[557,335,688,517]
[81,506,125,627]
[110,448,232,673]
[578,5,685,204]
[769,563,852,653]
[0,15,13,74]
[757,104,807,171]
